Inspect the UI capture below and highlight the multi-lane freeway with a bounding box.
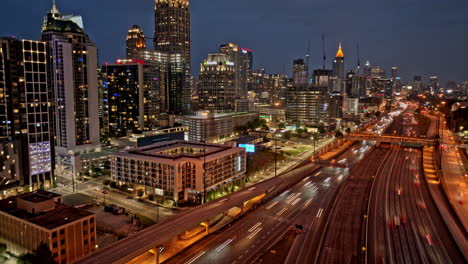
[366,109,465,263]
[164,142,374,264]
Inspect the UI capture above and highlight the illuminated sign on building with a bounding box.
[239,144,255,153]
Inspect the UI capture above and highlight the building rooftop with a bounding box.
[0,191,94,230]
[178,111,255,119]
[114,140,243,161]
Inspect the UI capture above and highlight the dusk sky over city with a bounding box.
[1,0,467,83]
[1,0,468,263]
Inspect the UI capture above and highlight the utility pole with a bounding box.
[274,130,278,178]
[203,120,207,204]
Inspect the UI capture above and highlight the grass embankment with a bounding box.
[415,114,431,136]
[283,147,308,156]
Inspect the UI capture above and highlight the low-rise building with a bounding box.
[0,190,96,264]
[111,140,247,204]
[176,111,258,142]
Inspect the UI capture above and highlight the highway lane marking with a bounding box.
[286,193,302,204]
[238,255,243,259]
[316,208,323,218]
[215,238,234,252]
[185,251,206,264]
[314,171,322,177]
[247,227,263,240]
[302,177,310,182]
[279,189,290,197]
[304,199,313,207]
[276,207,288,216]
[248,222,262,232]
[266,201,279,210]
[291,197,302,206]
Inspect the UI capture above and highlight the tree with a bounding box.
[345,128,351,134]
[278,122,286,129]
[17,243,55,264]
[110,181,117,189]
[137,189,144,198]
[17,253,34,264]
[32,243,55,264]
[375,111,382,118]
[283,131,292,140]
[119,184,129,192]
[335,130,344,138]
[0,243,6,254]
[102,179,111,186]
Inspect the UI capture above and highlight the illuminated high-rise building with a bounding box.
[102,60,162,138]
[41,3,100,180]
[0,37,53,197]
[219,43,253,100]
[332,43,345,79]
[154,0,191,113]
[126,25,146,60]
[198,54,236,112]
[293,59,307,87]
[429,76,439,94]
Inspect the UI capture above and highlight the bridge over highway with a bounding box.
[345,133,435,146]
[75,163,320,264]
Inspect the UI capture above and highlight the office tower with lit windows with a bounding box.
[429,76,439,94]
[293,59,308,87]
[333,43,345,79]
[41,3,100,180]
[138,50,186,114]
[363,61,372,77]
[413,76,422,94]
[198,54,236,112]
[286,86,327,125]
[126,25,146,60]
[102,60,161,138]
[154,0,191,114]
[0,37,53,198]
[371,66,386,78]
[219,43,253,100]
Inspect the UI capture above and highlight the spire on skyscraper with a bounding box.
[335,42,344,58]
[50,0,59,15]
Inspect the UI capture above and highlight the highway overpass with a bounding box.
[346,134,435,146]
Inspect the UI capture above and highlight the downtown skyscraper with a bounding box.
[126,25,146,60]
[41,3,100,180]
[0,37,53,198]
[154,0,191,114]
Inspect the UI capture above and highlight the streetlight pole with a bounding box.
[274,130,277,178]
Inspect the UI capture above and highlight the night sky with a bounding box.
[1,0,467,84]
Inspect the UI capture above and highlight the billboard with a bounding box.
[239,144,255,153]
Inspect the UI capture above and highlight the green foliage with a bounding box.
[109,181,117,189]
[17,253,34,264]
[335,130,344,138]
[17,243,55,264]
[0,243,6,254]
[277,122,286,129]
[137,189,144,198]
[102,179,111,186]
[119,184,129,192]
[282,130,292,140]
[148,194,155,201]
[345,127,351,133]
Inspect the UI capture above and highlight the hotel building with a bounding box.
[111,140,246,203]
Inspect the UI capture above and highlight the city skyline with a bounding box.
[1,0,467,83]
